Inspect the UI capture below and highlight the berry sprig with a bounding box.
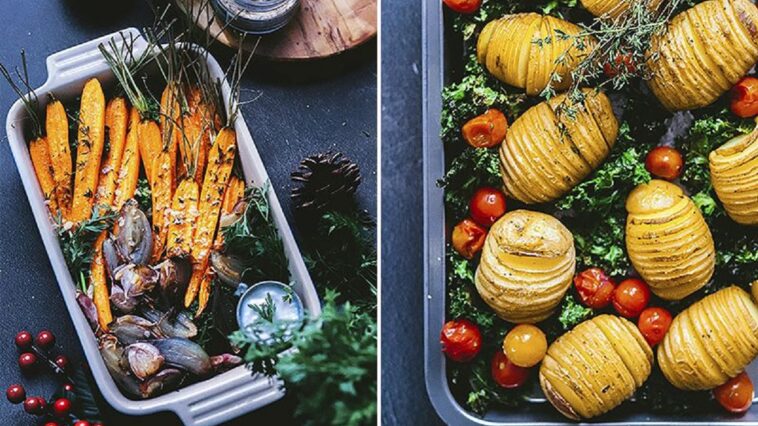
[7,329,103,426]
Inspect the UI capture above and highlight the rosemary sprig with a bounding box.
[0,50,43,139]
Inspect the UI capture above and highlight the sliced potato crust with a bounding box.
[625,180,715,300]
[475,210,575,323]
[500,89,618,204]
[709,129,758,225]
[477,13,596,95]
[658,286,758,390]
[580,0,662,19]
[539,315,653,420]
[647,0,758,111]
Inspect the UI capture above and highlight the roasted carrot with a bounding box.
[150,148,175,263]
[138,120,162,188]
[70,78,106,223]
[167,178,199,258]
[91,232,113,331]
[113,108,141,210]
[45,100,72,214]
[29,137,58,213]
[160,83,183,183]
[184,128,237,307]
[95,97,128,209]
[195,271,214,317]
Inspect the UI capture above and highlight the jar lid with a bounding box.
[211,0,301,35]
[235,281,305,342]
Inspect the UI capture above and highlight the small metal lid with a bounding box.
[235,281,304,342]
[211,0,301,35]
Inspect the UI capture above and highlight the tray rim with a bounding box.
[420,3,758,425]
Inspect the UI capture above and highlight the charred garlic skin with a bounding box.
[475,210,576,323]
[539,315,653,420]
[115,199,153,265]
[646,0,758,111]
[625,180,715,300]
[658,286,758,390]
[709,130,758,225]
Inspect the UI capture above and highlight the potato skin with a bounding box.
[500,89,618,204]
[475,210,575,323]
[580,0,662,19]
[709,130,758,225]
[658,286,758,390]
[477,13,596,96]
[539,315,653,420]
[625,180,715,300]
[646,0,758,111]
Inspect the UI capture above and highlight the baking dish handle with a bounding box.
[174,368,285,426]
[44,27,147,86]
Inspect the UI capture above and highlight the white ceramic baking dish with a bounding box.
[5,27,321,426]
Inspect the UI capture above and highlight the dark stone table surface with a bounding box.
[381,0,445,424]
[0,0,376,424]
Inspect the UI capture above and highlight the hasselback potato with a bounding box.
[477,13,596,96]
[709,128,758,225]
[500,89,618,204]
[625,180,715,300]
[539,315,653,420]
[658,286,758,390]
[646,0,758,111]
[475,210,575,323]
[580,0,663,20]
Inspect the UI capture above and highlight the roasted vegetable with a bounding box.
[500,89,619,204]
[160,83,183,182]
[167,179,199,259]
[138,120,162,189]
[29,137,57,212]
[657,286,758,390]
[646,0,758,111]
[476,13,596,96]
[45,100,72,213]
[709,126,758,225]
[150,147,175,263]
[539,315,653,420]
[475,210,575,323]
[91,232,113,331]
[96,97,129,208]
[580,0,662,19]
[625,180,715,300]
[113,108,141,210]
[70,78,106,223]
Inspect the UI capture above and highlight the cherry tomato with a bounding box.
[573,268,616,309]
[603,54,636,78]
[491,351,530,388]
[503,324,547,368]
[461,109,508,148]
[714,371,754,414]
[645,146,684,181]
[443,0,482,14]
[469,187,507,227]
[730,76,758,118]
[452,219,487,259]
[612,278,651,318]
[440,319,482,362]
[637,307,673,347]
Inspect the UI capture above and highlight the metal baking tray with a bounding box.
[6,27,320,426]
[421,2,758,424]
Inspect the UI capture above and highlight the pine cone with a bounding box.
[291,152,361,215]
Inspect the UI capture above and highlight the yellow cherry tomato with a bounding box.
[503,324,547,368]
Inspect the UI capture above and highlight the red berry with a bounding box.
[18,352,38,371]
[6,384,26,404]
[54,354,69,370]
[44,422,60,426]
[63,383,74,392]
[35,330,56,349]
[23,396,45,415]
[52,397,71,417]
[15,330,33,349]
[74,421,92,426]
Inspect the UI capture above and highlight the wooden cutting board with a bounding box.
[175,0,377,61]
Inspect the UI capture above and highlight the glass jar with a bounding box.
[211,0,301,35]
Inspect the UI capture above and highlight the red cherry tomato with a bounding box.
[440,319,482,362]
[491,351,530,388]
[714,372,754,414]
[451,219,487,259]
[637,307,673,346]
[573,268,616,309]
[612,278,651,318]
[462,109,509,148]
[469,187,507,227]
[645,146,684,181]
[443,0,482,14]
[730,77,758,118]
[603,54,637,78]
